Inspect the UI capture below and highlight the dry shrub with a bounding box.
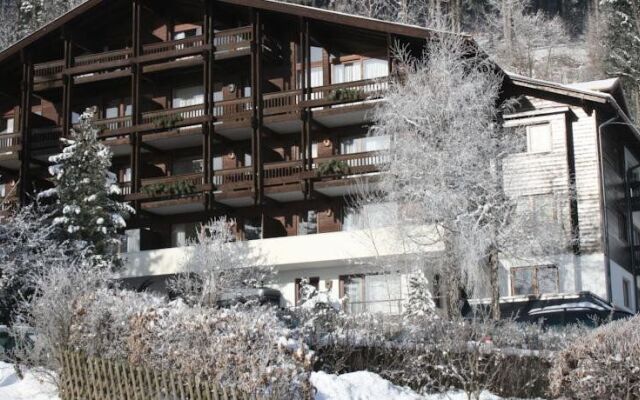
[70,289,312,399]
[300,311,585,399]
[550,315,640,399]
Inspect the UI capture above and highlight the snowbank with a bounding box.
[311,370,507,400]
[0,362,58,400]
[312,370,422,400]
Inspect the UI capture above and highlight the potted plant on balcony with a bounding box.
[317,159,350,177]
[152,114,184,129]
[328,88,365,102]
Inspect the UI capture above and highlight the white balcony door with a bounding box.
[363,58,389,79]
[173,86,204,108]
[332,62,361,84]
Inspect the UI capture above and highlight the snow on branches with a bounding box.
[168,217,274,306]
[40,107,133,267]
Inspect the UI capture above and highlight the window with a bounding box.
[104,104,119,119]
[340,135,390,154]
[173,27,201,40]
[213,155,224,171]
[363,58,389,79]
[341,274,403,314]
[0,118,14,134]
[615,210,628,242]
[173,157,202,175]
[244,217,262,240]
[298,210,318,235]
[171,222,200,247]
[0,184,6,198]
[122,167,132,183]
[511,265,559,296]
[295,277,320,305]
[244,151,252,167]
[297,67,324,89]
[526,124,552,153]
[623,279,631,309]
[332,62,361,84]
[310,46,323,62]
[173,86,204,108]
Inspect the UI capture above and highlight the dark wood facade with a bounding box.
[0,0,418,247]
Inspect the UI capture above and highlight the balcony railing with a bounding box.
[213,167,254,191]
[31,127,62,149]
[139,173,204,200]
[305,78,388,108]
[213,26,252,54]
[0,133,21,152]
[141,104,205,127]
[74,48,132,68]
[264,160,304,186]
[142,36,205,57]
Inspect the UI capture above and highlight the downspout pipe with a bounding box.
[598,116,619,304]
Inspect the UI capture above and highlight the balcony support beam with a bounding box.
[251,8,264,206]
[18,50,33,206]
[130,0,142,215]
[61,28,73,138]
[203,0,214,211]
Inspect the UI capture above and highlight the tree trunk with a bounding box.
[489,245,501,321]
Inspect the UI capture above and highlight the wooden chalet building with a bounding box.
[0,0,638,314]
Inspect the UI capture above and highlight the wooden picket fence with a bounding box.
[59,350,251,400]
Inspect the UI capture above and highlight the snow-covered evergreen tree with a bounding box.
[404,268,437,320]
[40,107,133,267]
[601,0,640,119]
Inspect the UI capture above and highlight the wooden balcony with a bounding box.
[126,151,385,210]
[31,127,62,150]
[32,26,255,88]
[0,133,21,153]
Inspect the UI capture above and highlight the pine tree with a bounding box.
[40,107,134,267]
[601,0,640,119]
[404,268,437,319]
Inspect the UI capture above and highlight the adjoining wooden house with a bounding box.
[0,0,637,314]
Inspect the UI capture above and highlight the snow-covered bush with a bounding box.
[549,315,640,399]
[168,217,274,306]
[12,252,113,372]
[70,289,312,398]
[303,311,585,399]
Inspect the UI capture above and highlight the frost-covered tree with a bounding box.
[404,268,437,320]
[39,108,133,267]
[600,0,640,119]
[368,36,570,319]
[0,204,67,324]
[168,217,274,306]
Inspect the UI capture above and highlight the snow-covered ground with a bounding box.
[0,362,517,400]
[311,371,506,400]
[0,362,58,400]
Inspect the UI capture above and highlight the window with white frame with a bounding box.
[0,183,6,198]
[0,118,14,134]
[526,123,552,153]
[298,210,318,235]
[172,222,200,247]
[173,27,201,40]
[244,217,262,240]
[340,135,390,154]
[173,86,204,108]
[623,278,631,309]
[363,58,388,79]
[332,62,361,84]
[511,265,559,295]
[341,273,403,314]
[212,155,224,171]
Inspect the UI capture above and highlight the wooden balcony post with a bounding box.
[61,29,73,138]
[130,0,142,212]
[251,8,264,205]
[18,50,33,206]
[298,17,308,175]
[203,0,213,210]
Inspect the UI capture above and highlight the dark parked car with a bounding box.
[216,287,282,308]
[467,291,632,327]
